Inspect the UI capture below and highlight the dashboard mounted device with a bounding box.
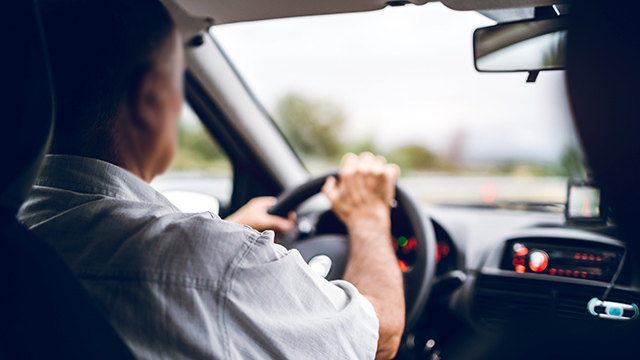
[565,180,608,226]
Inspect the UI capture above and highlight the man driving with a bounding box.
[18,0,404,358]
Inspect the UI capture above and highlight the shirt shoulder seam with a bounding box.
[34,178,123,199]
[73,268,222,290]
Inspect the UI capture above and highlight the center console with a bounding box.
[502,238,626,283]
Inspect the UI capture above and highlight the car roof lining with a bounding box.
[168,0,569,26]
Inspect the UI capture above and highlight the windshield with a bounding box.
[211,3,583,207]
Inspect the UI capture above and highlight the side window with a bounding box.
[152,103,233,210]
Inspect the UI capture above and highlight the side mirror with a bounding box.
[162,190,220,215]
[474,16,568,73]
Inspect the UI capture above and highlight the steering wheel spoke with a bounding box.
[292,234,349,280]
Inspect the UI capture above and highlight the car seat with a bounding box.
[567,0,640,263]
[0,1,135,358]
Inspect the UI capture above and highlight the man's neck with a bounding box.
[49,139,155,183]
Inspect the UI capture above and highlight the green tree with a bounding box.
[340,136,380,157]
[388,144,440,171]
[170,120,229,171]
[558,146,585,178]
[274,93,345,159]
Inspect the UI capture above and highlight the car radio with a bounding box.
[501,239,625,283]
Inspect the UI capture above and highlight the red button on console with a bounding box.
[528,250,549,272]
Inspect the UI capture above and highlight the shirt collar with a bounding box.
[35,154,178,209]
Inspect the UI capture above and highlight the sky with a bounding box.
[211,2,579,165]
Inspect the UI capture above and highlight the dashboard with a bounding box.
[415,206,640,360]
[291,199,640,359]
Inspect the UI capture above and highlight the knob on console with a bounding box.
[529,250,549,272]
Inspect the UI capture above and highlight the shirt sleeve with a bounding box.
[222,230,379,360]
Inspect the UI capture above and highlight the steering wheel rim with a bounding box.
[270,172,437,331]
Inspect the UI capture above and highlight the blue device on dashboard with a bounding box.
[587,297,639,321]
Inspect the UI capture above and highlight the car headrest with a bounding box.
[1,0,55,219]
[566,1,640,239]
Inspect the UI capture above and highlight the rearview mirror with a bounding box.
[474,16,568,72]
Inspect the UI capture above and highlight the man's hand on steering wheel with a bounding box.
[267,151,437,357]
[321,152,400,229]
[322,152,405,360]
[226,197,296,232]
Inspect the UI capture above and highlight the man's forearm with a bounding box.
[343,216,405,360]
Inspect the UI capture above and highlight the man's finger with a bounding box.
[359,152,375,162]
[385,163,401,180]
[251,196,277,209]
[321,176,338,200]
[385,164,401,198]
[356,152,376,174]
[262,196,278,205]
[268,216,295,233]
[393,163,401,178]
[370,157,386,176]
[340,153,358,167]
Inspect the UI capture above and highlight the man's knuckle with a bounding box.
[341,167,355,177]
[342,152,357,162]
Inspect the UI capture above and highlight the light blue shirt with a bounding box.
[18,155,378,359]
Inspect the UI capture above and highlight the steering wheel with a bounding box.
[269,173,437,331]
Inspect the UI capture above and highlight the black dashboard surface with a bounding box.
[293,198,640,358]
[418,205,640,360]
[427,205,566,271]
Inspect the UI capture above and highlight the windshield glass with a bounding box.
[211,3,583,207]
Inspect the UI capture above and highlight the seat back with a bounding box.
[567,1,640,256]
[0,1,135,358]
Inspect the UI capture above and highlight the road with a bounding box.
[152,171,569,207]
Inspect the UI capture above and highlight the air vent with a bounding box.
[475,274,640,328]
[475,276,552,325]
[557,295,592,321]
[558,288,640,321]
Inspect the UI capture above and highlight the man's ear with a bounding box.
[131,67,162,131]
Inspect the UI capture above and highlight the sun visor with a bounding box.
[169,0,427,25]
[169,0,571,25]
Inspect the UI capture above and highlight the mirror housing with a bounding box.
[474,16,568,72]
